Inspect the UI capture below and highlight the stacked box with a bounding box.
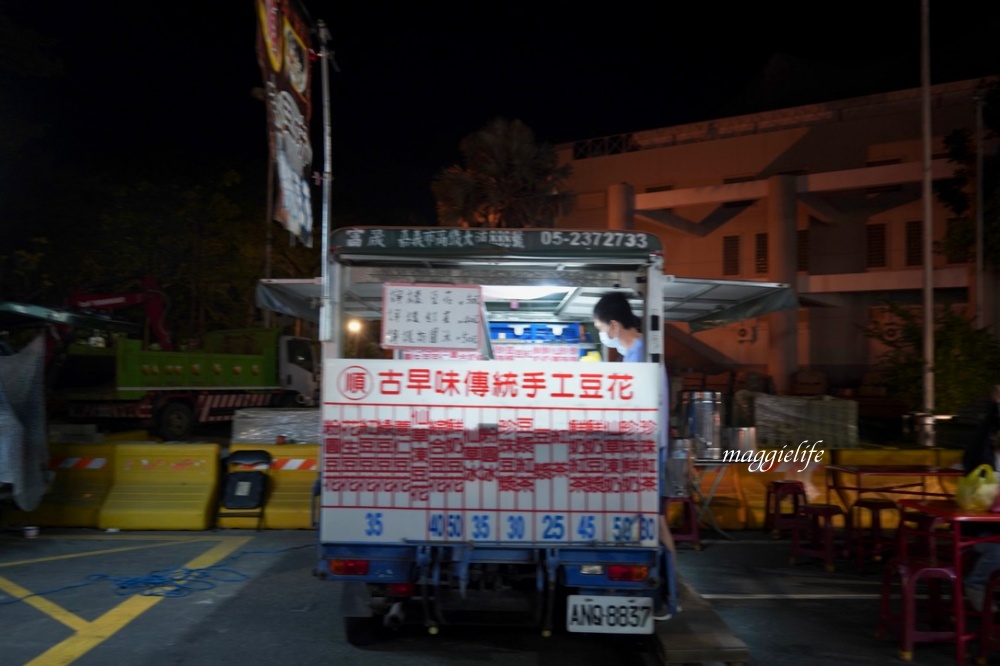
[231,407,321,445]
[488,323,586,343]
[735,391,858,449]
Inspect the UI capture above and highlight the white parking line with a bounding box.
[702,593,881,600]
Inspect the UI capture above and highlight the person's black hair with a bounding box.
[593,291,641,330]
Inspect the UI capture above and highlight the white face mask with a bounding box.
[599,330,628,354]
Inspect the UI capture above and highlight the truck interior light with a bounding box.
[480,286,572,301]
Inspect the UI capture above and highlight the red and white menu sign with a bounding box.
[320,359,661,546]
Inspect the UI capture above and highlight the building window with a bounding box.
[755,233,768,274]
[797,229,809,272]
[867,224,887,268]
[867,158,903,167]
[723,235,740,276]
[905,220,923,266]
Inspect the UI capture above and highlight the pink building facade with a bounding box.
[555,78,994,395]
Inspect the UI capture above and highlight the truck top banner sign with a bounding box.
[331,227,663,258]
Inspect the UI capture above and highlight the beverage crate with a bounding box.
[489,322,586,343]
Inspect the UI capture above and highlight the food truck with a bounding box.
[256,226,797,645]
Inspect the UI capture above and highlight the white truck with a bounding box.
[257,226,796,644]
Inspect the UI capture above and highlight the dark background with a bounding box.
[5,1,1000,230]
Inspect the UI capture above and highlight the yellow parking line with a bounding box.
[24,536,252,666]
[1,540,221,568]
[26,534,219,541]
[0,575,89,632]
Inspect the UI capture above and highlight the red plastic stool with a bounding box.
[764,480,807,538]
[665,495,702,550]
[977,570,1000,664]
[878,556,965,663]
[790,503,849,572]
[852,497,901,571]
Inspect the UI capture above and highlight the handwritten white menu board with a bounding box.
[381,283,482,350]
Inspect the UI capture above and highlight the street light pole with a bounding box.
[919,0,935,446]
[317,19,334,343]
[976,92,985,329]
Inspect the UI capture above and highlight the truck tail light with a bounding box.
[387,583,416,597]
[329,559,370,575]
[607,565,649,582]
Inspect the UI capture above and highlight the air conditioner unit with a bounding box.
[736,326,757,343]
[869,305,912,341]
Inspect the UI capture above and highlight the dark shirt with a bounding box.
[963,400,1000,474]
[962,399,1000,537]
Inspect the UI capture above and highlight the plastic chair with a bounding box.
[665,495,702,550]
[217,449,272,531]
[852,497,901,571]
[977,569,1000,665]
[877,514,972,663]
[878,555,963,662]
[764,480,807,538]
[790,503,849,572]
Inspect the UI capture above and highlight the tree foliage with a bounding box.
[865,80,1000,416]
[862,301,1000,414]
[934,79,1000,265]
[432,117,576,228]
[0,166,319,346]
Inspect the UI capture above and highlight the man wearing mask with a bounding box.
[593,291,645,362]
[593,291,678,621]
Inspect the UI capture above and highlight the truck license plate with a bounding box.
[566,595,654,634]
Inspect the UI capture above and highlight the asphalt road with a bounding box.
[1,528,660,666]
[7,524,995,666]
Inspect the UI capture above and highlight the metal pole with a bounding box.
[976,92,985,329]
[263,150,274,328]
[317,19,333,342]
[919,0,935,446]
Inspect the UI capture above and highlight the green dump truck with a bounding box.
[51,327,318,439]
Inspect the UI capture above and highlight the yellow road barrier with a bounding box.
[98,443,220,530]
[6,443,117,528]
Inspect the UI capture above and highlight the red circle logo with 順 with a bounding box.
[337,365,373,400]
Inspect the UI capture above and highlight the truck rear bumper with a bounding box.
[317,542,663,592]
[322,542,669,636]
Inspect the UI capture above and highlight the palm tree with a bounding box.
[432,117,576,228]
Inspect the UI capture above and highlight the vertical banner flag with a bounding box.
[256,0,315,247]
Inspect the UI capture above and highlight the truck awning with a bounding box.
[256,277,798,332]
[661,277,800,333]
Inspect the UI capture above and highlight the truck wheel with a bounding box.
[156,402,194,440]
[344,616,377,647]
[277,391,301,408]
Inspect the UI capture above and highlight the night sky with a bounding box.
[6,1,1000,225]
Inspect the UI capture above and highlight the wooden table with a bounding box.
[825,464,964,507]
[894,498,1000,664]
